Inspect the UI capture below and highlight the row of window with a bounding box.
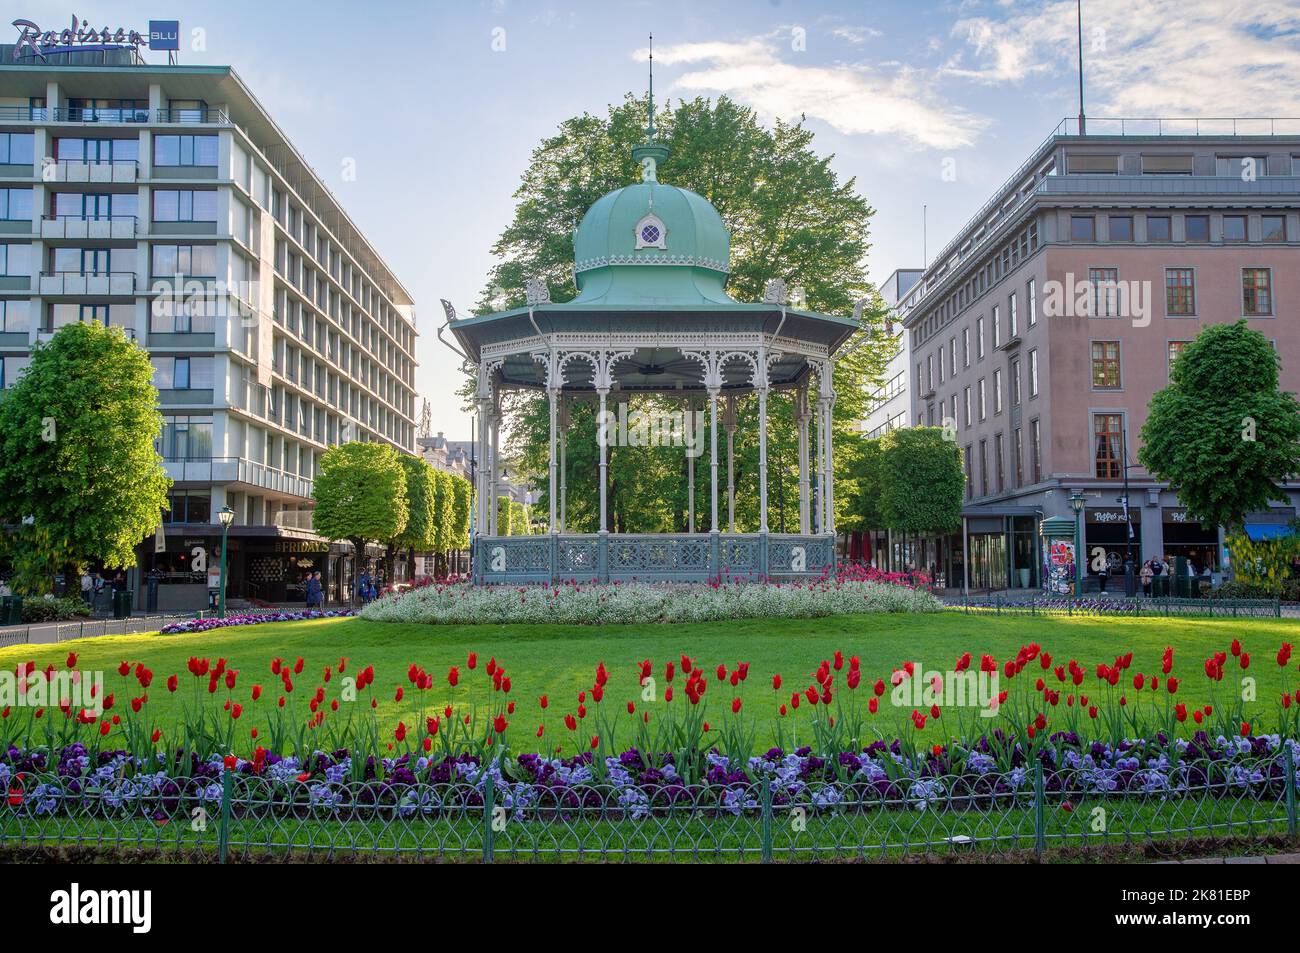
[0,189,219,223]
[1071,213,1289,244]
[965,419,1043,499]
[916,223,1040,344]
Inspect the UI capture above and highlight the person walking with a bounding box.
[1139,560,1153,597]
[356,567,371,605]
[305,572,321,609]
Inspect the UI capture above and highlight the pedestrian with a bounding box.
[1140,560,1153,597]
[1098,561,1110,593]
[80,571,94,605]
[304,572,320,609]
[357,567,371,605]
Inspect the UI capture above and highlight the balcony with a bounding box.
[163,457,314,499]
[47,159,138,184]
[43,107,230,125]
[39,271,136,296]
[41,215,137,240]
[273,510,316,532]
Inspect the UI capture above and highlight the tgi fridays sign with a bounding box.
[11,15,175,59]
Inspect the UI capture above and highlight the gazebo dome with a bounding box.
[571,169,734,306]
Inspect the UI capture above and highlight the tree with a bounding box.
[449,476,471,570]
[0,322,169,594]
[844,437,886,533]
[313,442,407,581]
[877,428,964,536]
[1141,320,1300,534]
[392,455,434,582]
[474,94,890,533]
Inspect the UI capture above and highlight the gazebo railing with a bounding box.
[473,533,834,584]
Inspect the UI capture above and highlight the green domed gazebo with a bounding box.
[447,120,860,584]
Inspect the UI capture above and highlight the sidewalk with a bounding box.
[1158,852,1300,864]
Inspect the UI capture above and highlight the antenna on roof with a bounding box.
[1076,0,1086,135]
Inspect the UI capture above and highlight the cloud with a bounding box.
[947,0,1300,116]
[831,26,883,44]
[643,38,990,150]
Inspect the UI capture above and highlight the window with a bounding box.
[1070,216,1095,241]
[1142,154,1193,175]
[0,299,30,332]
[994,433,1005,492]
[151,244,217,277]
[1094,413,1123,479]
[55,137,138,163]
[0,189,32,221]
[978,378,987,420]
[1165,268,1196,315]
[1147,216,1171,242]
[152,190,218,222]
[1008,293,1018,338]
[1243,268,1273,315]
[153,135,219,167]
[1010,359,1022,405]
[1217,156,1267,178]
[1026,278,1037,326]
[976,316,985,359]
[993,368,1003,414]
[1185,215,1210,242]
[1089,267,1119,317]
[949,337,957,377]
[1091,341,1121,389]
[963,386,972,427]
[1031,418,1042,483]
[1028,349,1040,398]
[53,191,137,220]
[1067,154,1118,174]
[1108,215,1133,241]
[1168,340,1190,375]
[962,327,970,367]
[992,305,1001,348]
[1013,428,1024,488]
[926,354,934,391]
[0,133,35,165]
[157,415,214,460]
[979,439,988,496]
[162,491,212,524]
[1262,215,1287,243]
[0,243,32,276]
[151,356,213,390]
[1222,215,1247,242]
[964,445,973,500]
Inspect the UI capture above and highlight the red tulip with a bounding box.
[493,714,508,734]
[731,698,742,714]
[772,673,782,691]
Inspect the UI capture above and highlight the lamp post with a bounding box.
[1068,492,1086,594]
[217,505,234,618]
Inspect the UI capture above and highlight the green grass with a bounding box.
[3,611,1299,753]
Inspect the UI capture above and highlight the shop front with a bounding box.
[1161,508,1221,573]
[1084,507,1140,584]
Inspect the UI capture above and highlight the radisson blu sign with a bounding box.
[11,15,179,59]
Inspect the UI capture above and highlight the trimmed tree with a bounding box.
[1140,320,1300,535]
[312,442,407,584]
[878,427,964,538]
[0,322,170,594]
[449,475,471,574]
[392,455,435,583]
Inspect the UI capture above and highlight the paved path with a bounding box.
[1158,852,1300,864]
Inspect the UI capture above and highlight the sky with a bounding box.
[14,0,1300,438]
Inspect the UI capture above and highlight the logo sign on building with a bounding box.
[11,16,165,60]
[148,20,179,51]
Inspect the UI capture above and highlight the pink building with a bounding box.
[895,119,1300,592]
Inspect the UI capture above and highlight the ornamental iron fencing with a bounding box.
[948,596,1283,619]
[2,751,1295,864]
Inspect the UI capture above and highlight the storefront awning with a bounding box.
[1244,523,1295,541]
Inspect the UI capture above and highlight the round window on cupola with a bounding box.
[634,212,667,250]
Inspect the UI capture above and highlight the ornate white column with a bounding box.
[796,384,810,534]
[724,394,736,533]
[548,383,558,535]
[687,396,696,533]
[709,388,719,534]
[818,360,835,538]
[558,397,569,533]
[757,351,770,534]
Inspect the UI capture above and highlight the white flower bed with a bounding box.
[360,578,941,626]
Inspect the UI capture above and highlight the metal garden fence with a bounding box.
[947,596,1283,619]
[3,751,1295,863]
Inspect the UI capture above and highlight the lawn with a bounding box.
[4,611,1299,752]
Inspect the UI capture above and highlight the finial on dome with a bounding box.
[631,33,671,182]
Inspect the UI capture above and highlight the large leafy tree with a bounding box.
[449,476,471,554]
[0,322,169,594]
[877,428,964,535]
[312,442,407,578]
[1140,320,1300,533]
[473,94,891,534]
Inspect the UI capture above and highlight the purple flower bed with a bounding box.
[160,609,355,635]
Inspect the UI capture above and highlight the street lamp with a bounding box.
[217,505,234,618]
[1068,492,1086,594]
